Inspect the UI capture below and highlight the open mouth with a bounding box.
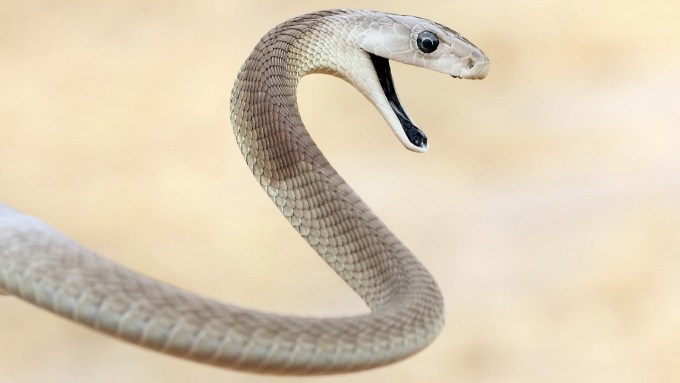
[369,53,428,150]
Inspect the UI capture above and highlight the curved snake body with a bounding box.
[0,9,488,374]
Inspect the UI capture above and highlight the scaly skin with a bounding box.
[0,9,488,375]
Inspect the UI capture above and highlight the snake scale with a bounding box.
[0,9,488,375]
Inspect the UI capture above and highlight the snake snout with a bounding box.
[458,50,490,80]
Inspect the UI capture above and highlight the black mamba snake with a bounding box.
[0,9,488,375]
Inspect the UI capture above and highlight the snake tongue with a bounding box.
[369,54,427,150]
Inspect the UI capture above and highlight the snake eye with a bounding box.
[416,31,439,53]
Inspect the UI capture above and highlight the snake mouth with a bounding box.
[369,53,428,150]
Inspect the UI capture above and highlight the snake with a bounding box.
[0,9,488,375]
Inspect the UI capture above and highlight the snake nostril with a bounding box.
[464,57,474,69]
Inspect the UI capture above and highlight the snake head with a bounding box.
[357,14,489,79]
[348,12,489,152]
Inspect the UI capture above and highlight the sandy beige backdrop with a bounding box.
[1,1,679,382]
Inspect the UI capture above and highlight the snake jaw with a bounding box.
[369,53,428,151]
[353,13,488,152]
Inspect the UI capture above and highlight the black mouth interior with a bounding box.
[369,53,427,149]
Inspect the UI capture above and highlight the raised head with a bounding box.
[345,11,489,152]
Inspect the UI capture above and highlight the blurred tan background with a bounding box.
[1,1,679,382]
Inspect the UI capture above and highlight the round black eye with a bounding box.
[417,31,439,53]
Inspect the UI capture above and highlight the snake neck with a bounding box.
[230,11,349,185]
[229,10,370,177]
[229,10,443,316]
